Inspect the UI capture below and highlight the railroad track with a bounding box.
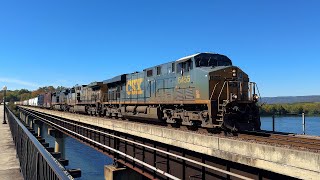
[18,106,255,180]
[236,131,320,151]
[20,106,320,152]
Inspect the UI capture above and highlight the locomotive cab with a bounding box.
[174,53,260,130]
[171,53,260,131]
[193,53,261,131]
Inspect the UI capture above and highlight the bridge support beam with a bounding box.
[104,165,143,180]
[25,115,29,126]
[48,128,66,159]
[21,112,25,122]
[55,137,65,159]
[33,119,43,136]
[29,116,33,129]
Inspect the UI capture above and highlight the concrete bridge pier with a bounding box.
[25,115,29,126]
[33,119,43,137]
[55,137,65,159]
[48,128,66,159]
[29,116,34,129]
[20,112,25,123]
[33,119,43,136]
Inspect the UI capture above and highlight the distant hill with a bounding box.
[261,96,320,104]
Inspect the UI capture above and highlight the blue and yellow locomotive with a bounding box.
[21,52,261,131]
[101,52,260,131]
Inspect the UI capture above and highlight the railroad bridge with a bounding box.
[2,105,320,180]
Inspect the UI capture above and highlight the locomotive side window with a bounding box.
[147,70,153,77]
[177,63,182,74]
[156,66,161,75]
[186,59,193,71]
[171,63,175,73]
[177,59,193,75]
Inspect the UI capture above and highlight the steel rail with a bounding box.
[238,131,320,150]
[21,107,254,180]
[255,132,320,144]
[238,134,320,151]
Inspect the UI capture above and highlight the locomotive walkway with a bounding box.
[0,105,23,180]
[20,106,320,180]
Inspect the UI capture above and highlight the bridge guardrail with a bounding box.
[5,106,73,180]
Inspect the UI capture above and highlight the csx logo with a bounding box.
[126,78,144,95]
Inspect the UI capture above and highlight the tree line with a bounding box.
[260,102,320,116]
[0,86,66,103]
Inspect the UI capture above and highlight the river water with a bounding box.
[39,123,113,180]
[38,116,320,179]
[261,116,320,136]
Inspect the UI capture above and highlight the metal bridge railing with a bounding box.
[5,106,73,180]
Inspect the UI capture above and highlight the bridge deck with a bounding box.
[0,105,23,180]
[24,106,320,180]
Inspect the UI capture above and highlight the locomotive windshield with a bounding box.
[195,54,232,67]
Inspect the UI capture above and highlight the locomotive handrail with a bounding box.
[155,87,175,99]
[249,83,253,101]
[156,87,175,92]
[248,82,257,101]
[256,83,262,102]
[210,82,220,101]
[218,80,258,105]
[156,87,195,99]
[156,86,196,93]
[217,81,227,108]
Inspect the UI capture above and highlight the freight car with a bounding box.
[38,94,44,107]
[28,97,38,107]
[20,52,261,131]
[43,92,52,108]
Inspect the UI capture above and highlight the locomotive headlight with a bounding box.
[232,94,238,99]
[232,69,237,77]
[253,94,259,101]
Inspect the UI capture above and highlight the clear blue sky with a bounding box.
[0,0,319,97]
